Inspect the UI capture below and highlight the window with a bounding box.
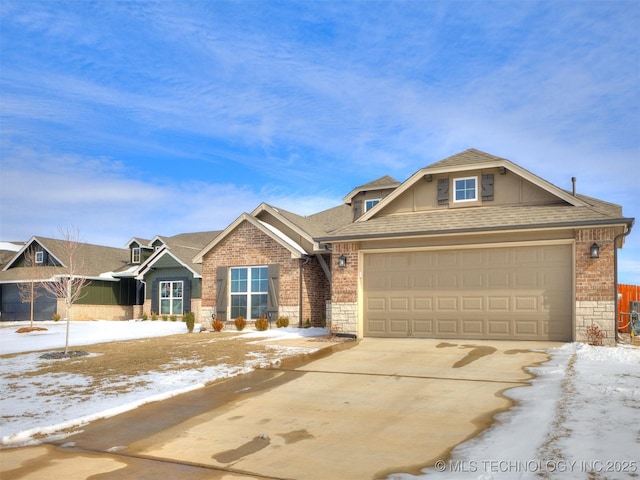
[454,177,478,202]
[159,280,183,315]
[365,199,381,211]
[35,251,44,264]
[132,247,141,264]
[230,266,268,320]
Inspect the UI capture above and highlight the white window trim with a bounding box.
[159,280,184,316]
[35,251,44,264]
[365,198,381,211]
[132,247,141,264]
[230,266,268,320]
[453,176,478,203]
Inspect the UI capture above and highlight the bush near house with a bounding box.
[213,317,224,332]
[276,317,289,328]
[255,315,268,331]
[234,316,246,331]
[184,312,195,333]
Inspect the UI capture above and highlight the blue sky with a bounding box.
[0,0,638,283]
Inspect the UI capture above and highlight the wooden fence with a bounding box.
[618,284,640,332]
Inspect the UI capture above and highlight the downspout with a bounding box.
[299,255,312,328]
[614,220,634,344]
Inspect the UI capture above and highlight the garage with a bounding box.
[363,243,573,341]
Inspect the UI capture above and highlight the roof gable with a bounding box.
[357,148,589,223]
[343,175,401,205]
[193,213,306,263]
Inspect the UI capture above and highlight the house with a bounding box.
[195,149,633,343]
[0,237,136,321]
[118,231,221,320]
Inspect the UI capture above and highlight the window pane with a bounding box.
[172,299,183,315]
[455,178,476,201]
[172,282,183,298]
[251,267,268,293]
[251,294,268,319]
[365,199,380,211]
[231,295,247,319]
[160,299,170,315]
[160,282,171,298]
[231,268,248,293]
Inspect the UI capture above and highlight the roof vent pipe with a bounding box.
[571,177,576,196]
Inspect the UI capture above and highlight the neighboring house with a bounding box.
[195,149,633,343]
[0,237,135,321]
[118,231,221,321]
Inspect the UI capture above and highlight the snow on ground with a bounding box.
[388,342,640,480]
[2,321,639,480]
[0,320,328,447]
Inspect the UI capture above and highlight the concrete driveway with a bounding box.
[1,338,558,480]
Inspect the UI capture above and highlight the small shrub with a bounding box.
[141,313,148,321]
[276,316,289,328]
[151,312,158,321]
[303,319,311,329]
[234,316,246,331]
[170,314,177,322]
[184,312,195,333]
[255,315,268,331]
[51,313,61,322]
[586,324,606,346]
[213,317,224,332]
[162,314,168,321]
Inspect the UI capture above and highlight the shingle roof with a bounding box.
[343,175,401,204]
[319,195,629,241]
[426,148,506,169]
[0,237,130,282]
[273,204,353,238]
[138,231,222,276]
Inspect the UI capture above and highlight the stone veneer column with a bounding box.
[575,228,616,344]
[329,242,359,336]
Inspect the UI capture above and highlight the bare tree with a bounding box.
[17,246,42,328]
[40,226,90,355]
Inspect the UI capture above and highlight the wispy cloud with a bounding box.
[1,0,638,276]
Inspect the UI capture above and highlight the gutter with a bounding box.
[316,218,636,243]
[614,219,635,343]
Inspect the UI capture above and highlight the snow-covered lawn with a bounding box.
[0,320,328,447]
[1,321,639,480]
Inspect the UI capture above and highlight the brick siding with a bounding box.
[329,242,360,335]
[575,227,617,344]
[201,220,330,326]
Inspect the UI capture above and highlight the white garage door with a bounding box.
[363,244,572,341]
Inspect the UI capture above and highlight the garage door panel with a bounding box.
[488,320,510,335]
[437,297,458,311]
[488,296,510,311]
[390,297,410,311]
[363,244,572,341]
[413,297,433,311]
[462,297,483,311]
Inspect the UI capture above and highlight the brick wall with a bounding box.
[201,220,329,325]
[61,300,133,321]
[575,227,616,344]
[330,242,359,335]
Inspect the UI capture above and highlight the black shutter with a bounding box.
[437,178,449,205]
[182,277,191,313]
[482,174,494,201]
[267,264,279,320]
[216,266,228,321]
[151,280,158,314]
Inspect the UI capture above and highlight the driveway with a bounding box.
[1,338,558,480]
